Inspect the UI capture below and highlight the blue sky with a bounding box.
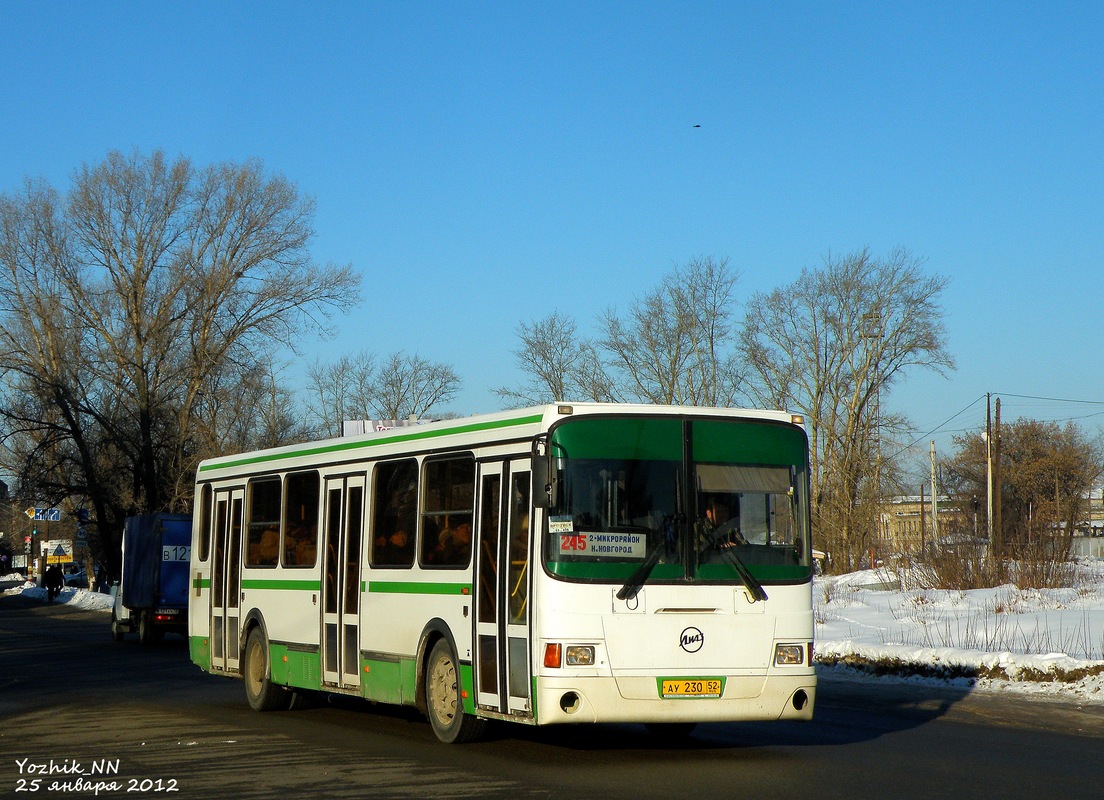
[2,1,1102,478]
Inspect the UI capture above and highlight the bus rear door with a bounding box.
[321,475,364,690]
[211,488,244,673]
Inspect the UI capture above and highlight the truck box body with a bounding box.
[114,514,191,641]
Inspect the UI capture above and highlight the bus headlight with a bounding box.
[774,643,805,666]
[565,645,595,666]
[544,643,596,668]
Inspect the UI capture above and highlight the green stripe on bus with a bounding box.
[198,413,544,472]
[193,577,211,590]
[240,578,322,591]
[367,580,472,595]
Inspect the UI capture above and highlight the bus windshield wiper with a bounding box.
[616,539,665,602]
[699,525,768,603]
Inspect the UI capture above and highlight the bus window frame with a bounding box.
[369,458,418,569]
[419,453,476,569]
[245,476,282,568]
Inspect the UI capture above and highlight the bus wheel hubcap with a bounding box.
[430,655,457,724]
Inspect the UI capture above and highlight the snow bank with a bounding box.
[3,580,114,612]
[815,564,1104,703]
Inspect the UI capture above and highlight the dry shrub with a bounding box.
[906,537,1079,591]
[1004,537,1079,590]
[903,544,1009,591]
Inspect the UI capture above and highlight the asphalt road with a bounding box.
[1,593,1101,800]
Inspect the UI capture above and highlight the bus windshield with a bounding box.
[542,415,812,586]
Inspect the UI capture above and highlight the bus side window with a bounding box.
[371,459,417,568]
[507,473,530,623]
[197,483,212,562]
[420,456,475,568]
[283,471,320,567]
[245,478,281,567]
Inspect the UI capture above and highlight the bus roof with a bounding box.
[195,403,801,479]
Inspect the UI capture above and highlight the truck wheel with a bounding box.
[244,628,289,712]
[138,611,154,644]
[110,612,125,642]
[424,638,485,744]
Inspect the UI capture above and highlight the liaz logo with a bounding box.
[679,626,704,653]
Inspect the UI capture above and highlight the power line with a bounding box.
[888,393,987,461]
[993,392,1104,406]
[890,391,1104,463]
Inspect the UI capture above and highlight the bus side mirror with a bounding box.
[532,436,556,509]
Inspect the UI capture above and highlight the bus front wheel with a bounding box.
[243,628,289,712]
[425,639,485,744]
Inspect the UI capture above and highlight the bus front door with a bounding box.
[321,475,364,690]
[210,488,244,673]
[474,460,532,717]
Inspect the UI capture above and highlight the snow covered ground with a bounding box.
[6,563,1104,704]
[3,576,115,612]
[815,560,1104,704]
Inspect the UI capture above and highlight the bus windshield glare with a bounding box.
[542,415,812,586]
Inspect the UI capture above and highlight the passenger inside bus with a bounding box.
[433,519,472,566]
[374,528,414,566]
[249,525,280,565]
[283,524,318,565]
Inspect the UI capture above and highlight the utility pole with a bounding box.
[931,441,940,543]
[994,397,1002,556]
[920,483,926,555]
[1055,470,1061,531]
[986,393,993,542]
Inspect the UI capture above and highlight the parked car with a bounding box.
[63,568,88,588]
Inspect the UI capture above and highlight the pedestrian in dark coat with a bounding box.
[44,564,64,603]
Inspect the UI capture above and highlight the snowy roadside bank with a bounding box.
[815,565,1104,704]
[3,578,114,611]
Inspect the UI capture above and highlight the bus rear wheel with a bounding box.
[425,639,485,744]
[243,628,289,712]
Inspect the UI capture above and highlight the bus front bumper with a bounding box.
[534,673,816,725]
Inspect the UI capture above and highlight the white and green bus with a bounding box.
[188,403,816,742]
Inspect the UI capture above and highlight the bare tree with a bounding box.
[601,256,745,405]
[0,150,360,577]
[218,362,317,456]
[740,247,954,571]
[372,352,460,420]
[499,257,743,408]
[494,311,616,406]
[304,352,377,437]
[306,350,461,429]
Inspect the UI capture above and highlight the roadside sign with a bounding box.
[45,541,74,564]
[27,507,61,522]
